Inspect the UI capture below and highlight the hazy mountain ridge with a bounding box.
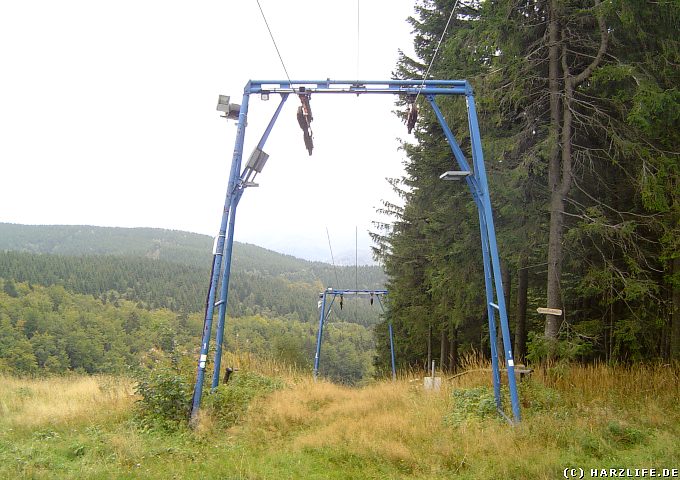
[0,223,386,321]
[0,223,383,284]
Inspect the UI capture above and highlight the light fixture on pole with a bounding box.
[216,95,241,120]
[439,170,471,181]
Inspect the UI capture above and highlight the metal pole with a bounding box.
[477,204,503,410]
[190,89,250,422]
[388,323,396,381]
[313,292,328,380]
[210,93,289,390]
[211,190,242,389]
[376,294,396,381]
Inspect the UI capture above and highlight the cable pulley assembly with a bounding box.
[406,95,418,134]
[296,90,314,155]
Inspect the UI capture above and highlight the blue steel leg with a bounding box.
[211,190,242,389]
[211,93,289,390]
[477,204,502,411]
[190,249,222,418]
[190,90,250,422]
[313,292,328,380]
[376,295,396,381]
[467,95,521,423]
[388,323,396,381]
[426,93,520,422]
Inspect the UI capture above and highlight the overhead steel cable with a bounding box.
[415,0,461,103]
[326,227,340,288]
[356,0,361,80]
[256,0,293,85]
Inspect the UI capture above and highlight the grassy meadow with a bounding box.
[1,362,678,479]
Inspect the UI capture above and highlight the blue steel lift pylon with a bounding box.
[190,80,521,424]
[313,289,393,381]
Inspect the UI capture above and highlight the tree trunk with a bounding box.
[427,323,432,372]
[545,0,608,344]
[545,0,563,341]
[449,325,459,372]
[515,254,529,361]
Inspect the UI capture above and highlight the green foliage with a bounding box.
[517,381,561,414]
[444,387,498,426]
[605,421,646,448]
[0,282,200,376]
[445,381,562,427]
[0,281,379,384]
[134,366,193,431]
[203,371,283,428]
[526,331,593,364]
[378,0,680,366]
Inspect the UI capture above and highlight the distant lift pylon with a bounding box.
[190,79,521,425]
[313,288,393,381]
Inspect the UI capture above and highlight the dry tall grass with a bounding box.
[223,360,680,479]
[0,375,135,429]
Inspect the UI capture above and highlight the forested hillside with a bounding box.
[0,223,212,266]
[0,281,374,383]
[0,223,385,286]
[0,223,385,322]
[374,0,679,369]
[0,224,386,382]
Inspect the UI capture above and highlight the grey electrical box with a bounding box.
[246,148,269,173]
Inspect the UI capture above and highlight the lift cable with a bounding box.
[356,0,361,80]
[325,226,340,288]
[414,0,461,104]
[255,0,293,85]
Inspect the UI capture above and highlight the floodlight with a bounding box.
[216,95,230,110]
[216,94,241,120]
[261,92,270,101]
[439,170,471,180]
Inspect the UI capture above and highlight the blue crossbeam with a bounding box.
[247,79,470,96]
[321,289,388,296]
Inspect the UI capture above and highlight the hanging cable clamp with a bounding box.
[405,94,418,134]
[297,92,314,155]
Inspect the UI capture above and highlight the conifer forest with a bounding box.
[372,0,679,370]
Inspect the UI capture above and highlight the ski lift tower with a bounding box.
[190,80,521,425]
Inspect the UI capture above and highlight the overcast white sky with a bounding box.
[0,1,419,263]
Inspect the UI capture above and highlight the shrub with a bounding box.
[203,371,283,428]
[444,386,499,426]
[134,367,192,431]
